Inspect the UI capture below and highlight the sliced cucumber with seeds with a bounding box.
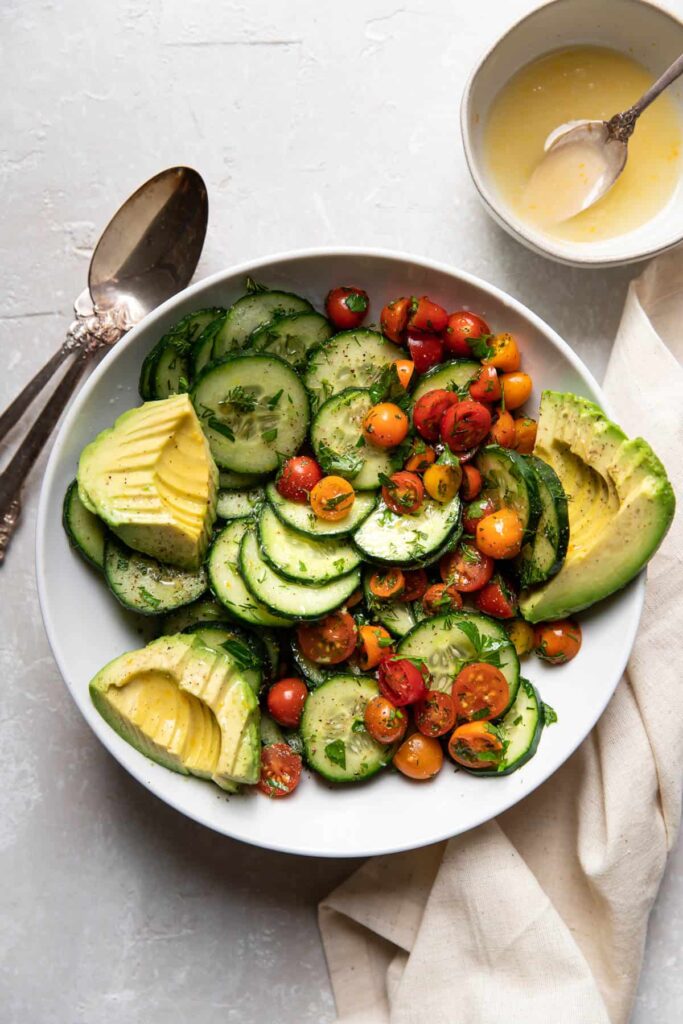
[104,535,207,615]
[160,596,226,635]
[516,455,569,587]
[412,359,481,401]
[182,622,263,693]
[362,573,416,637]
[475,445,542,543]
[219,468,267,490]
[216,487,264,520]
[353,495,461,567]
[397,611,519,708]
[248,312,332,369]
[461,678,543,776]
[63,479,107,570]
[257,504,361,584]
[301,675,393,783]
[311,388,395,490]
[213,290,312,358]
[265,482,377,539]
[304,329,400,414]
[208,519,290,628]
[290,637,332,688]
[191,353,309,473]
[240,528,361,620]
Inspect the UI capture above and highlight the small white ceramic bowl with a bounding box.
[461,0,683,267]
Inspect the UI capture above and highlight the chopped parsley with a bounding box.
[325,739,346,769]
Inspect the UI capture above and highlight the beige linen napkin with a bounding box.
[319,249,683,1024]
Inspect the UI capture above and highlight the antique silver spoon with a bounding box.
[0,165,208,563]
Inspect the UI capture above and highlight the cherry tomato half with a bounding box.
[404,442,437,474]
[422,583,463,617]
[407,334,444,374]
[382,471,424,515]
[276,455,324,504]
[534,619,582,664]
[325,286,369,331]
[393,733,443,779]
[469,365,502,404]
[412,389,459,442]
[267,677,308,728]
[489,410,516,448]
[476,508,524,559]
[462,495,497,534]
[448,721,504,769]
[257,743,303,797]
[484,332,521,372]
[443,311,491,357]
[378,656,430,706]
[369,567,405,601]
[297,611,358,665]
[506,618,535,657]
[474,575,518,619]
[408,296,449,336]
[358,625,393,671]
[402,568,429,602]
[440,542,495,592]
[441,400,492,452]
[364,695,407,745]
[415,691,456,738]
[460,464,483,501]
[513,417,537,454]
[393,359,415,389]
[309,476,355,521]
[452,662,509,721]
[363,402,409,449]
[381,296,412,345]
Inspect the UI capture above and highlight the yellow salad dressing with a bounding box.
[484,46,682,242]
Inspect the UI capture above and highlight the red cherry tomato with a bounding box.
[412,389,459,442]
[443,311,491,357]
[452,663,509,721]
[462,495,497,534]
[475,575,518,619]
[469,365,502,404]
[381,471,424,515]
[325,286,369,330]
[460,465,483,501]
[421,583,463,617]
[266,677,308,728]
[440,542,495,592]
[378,656,430,706]
[534,619,582,664]
[276,456,323,504]
[408,296,449,336]
[297,611,357,664]
[414,691,456,737]
[401,569,429,602]
[257,743,303,798]
[441,400,492,451]
[407,334,444,374]
[381,296,412,344]
[364,695,408,745]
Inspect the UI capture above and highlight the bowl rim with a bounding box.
[460,0,683,268]
[35,245,645,857]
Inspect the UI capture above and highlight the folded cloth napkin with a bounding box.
[319,248,683,1024]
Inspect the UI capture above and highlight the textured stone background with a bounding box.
[0,1,680,1021]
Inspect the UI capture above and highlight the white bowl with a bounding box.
[461,0,683,267]
[37,248,644,857]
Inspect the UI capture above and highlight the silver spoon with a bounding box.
[530,51,683,223]
[0,166,208,563]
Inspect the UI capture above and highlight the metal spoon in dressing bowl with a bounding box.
[523,51,683,226]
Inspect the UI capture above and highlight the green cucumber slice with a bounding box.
[219,468,267,490]
[213,291,312,358]
[265,482,377,538]
[258,504,361,584]
[207,519,290,628]
[248,312,332,369]
[290,637,332,688]
[311,388,395,490]
[216,487,264,520]
[160,597,226,635]
[353,495,461,567]
[362,572,416,637]
[139,308,225,399]
[104,535,207,615]
[63,479,107,570]
[460,678,543,776]
[304,329,401,414]
[516,455,569,586]
[475,445,542,543]
[301,674,392,782]
[193,315,228,376]
[412,359,481,401]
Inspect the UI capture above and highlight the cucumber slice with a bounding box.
[353,495,461,567]
[216,487,264,520]
[207,519,290,628]
[260,712,285,746]
[191,353,309,473]
[219,468,267,490]
[362,573,416,637]
[412,359,481,401]
[248,312,332,370]
[475,445,542,543]
[213,291,312,358]
[265,482,377,538]
[311,388,394,490]
[461,678,543,776]
[258,504,361,584]
[240,528,361,620]
[260,630,281,682]
[148,337,192,399]
[63,479,107,570]
[397,611,520,707]
[304,329,401,413]
[516,455,569,587]
[160,597,226,635]
[139,308,225,399]
[290,637,331,688]
[104,535,207,615]
[301,674,392,782]
[193,315,227,376]
[182,623,263,693]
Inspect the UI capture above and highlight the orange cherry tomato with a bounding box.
[534,619,582,664]
[469,365,502,404]
[500,371,532,410]
[364,695,408,745]
[452,662,509,721]
[266,677,308,728]
[257,743,303,797]
[513,417,537,454]
[506,618,535,657]
[297,611,358,665]
[414,691,456,737]
[369,567,405,601]
[484,332,521,372]
[448,721,504,769]
[404,442,437,474]
[460,464,482,501]
[309,476,355,521]
[440,542,495,592]
[423,463,461,503]
[489,410,516,448]
[393,733,443,779]
[363,402,410,449]
[422,583,463,617]
[393,359,415,389]
[402,569,429,602]
[380,296,412,344]
[358,625,393,671]
[476,508,524,559]
[381,471,424,515]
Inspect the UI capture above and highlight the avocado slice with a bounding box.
[519,391,675,622]
[90,634,260,790]
[78,394,218,571]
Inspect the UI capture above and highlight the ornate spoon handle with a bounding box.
[608,51,683,142]
[0,336,83,445]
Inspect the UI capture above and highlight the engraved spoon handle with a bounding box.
[0,335,82,445]
[608,52,683,142]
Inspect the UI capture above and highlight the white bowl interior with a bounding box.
[37,249,644,856]
[463,0,683,266]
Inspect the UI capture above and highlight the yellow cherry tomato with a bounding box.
[513,417,537,454]
[476,507,524,559]
[423,463,462,503]
[362,402,410,449]
[393,733,443,780]
[484,332,521,372]
[309,476,355,521]
[393,359,415,389]
[500,371,532,410]
[505,618,535,657]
